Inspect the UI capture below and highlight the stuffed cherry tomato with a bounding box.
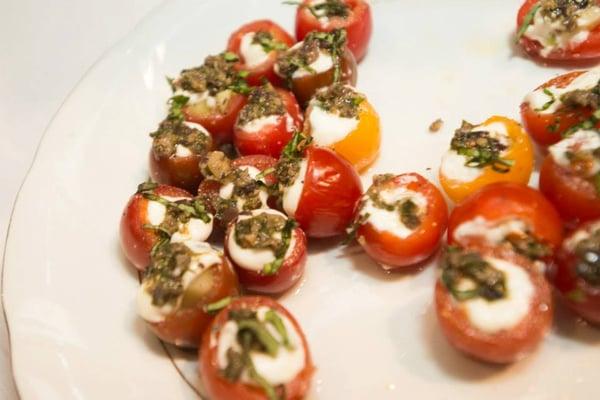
[540,127,600,222]
[304,83,380,172]
[225,209,307,293]
[276,137,362,238]
[170,52,248,145]
[294,0,372,62]
[137,241,239,347]
[227,19,295,86]
[149,118,213,193]
[448,182,563,263]
[551,220,600,324]
[197,151,276,226]
[234,84,303,158]
[521,69,600,146]
[274,29,357,107]
[352,173,448,269]
[435,245,553,364]
[517,0,600,61]
[120,182,213,271]
[439,116,534,203]
[200,296,314,400]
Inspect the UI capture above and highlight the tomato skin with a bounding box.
[356,173,448,268]
[517,0,600,61]
[224,222,307,293]
[295,0,372,62]
[234,88,303,158]
[227,20,296,87]
[148,149,204,193]
[520,71,594,146]
[183,93,247,146]
[448,182,563,256]
[435,245,553,364]
[199,296,315,400]
[539,156,600,223]
[551,222,600,324]
[294,146,363,238]
[119,185,192,271]
[148,256,240,348]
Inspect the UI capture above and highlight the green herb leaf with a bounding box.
[281,131,312,160]
[535,88,556,112]
[165,76,176,92]
[237,319,280,356]
[203,297,233,314]
[223,52,240,62]
[168,95,189,121]
[265,309,293,349]
[516,3,541,41]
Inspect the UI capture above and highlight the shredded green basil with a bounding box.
[517,3,541,41]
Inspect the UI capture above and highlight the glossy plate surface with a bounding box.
[4,0,600,399]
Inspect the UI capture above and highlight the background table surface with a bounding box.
[0,1,165,397]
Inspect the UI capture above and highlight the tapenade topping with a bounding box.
[574,228,600,285]
[234,212,297,274]
[441,247,507,302]
[174,53,243,95]
[222,308,294,400]
[252,30,289,53]
[504,231,552,260]
[237,84,286,127]
[365,174,422,230]
[286,0,350,19]
[313,83,364,118]
[276,29,347,83]
[560,78,600,110]
[143,242,193,307]
[450,121,513,173]
[150,119,212,158]
[274,131,312,188]
[518,0,594,40]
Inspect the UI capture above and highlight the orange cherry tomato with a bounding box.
[439,116,534,203]
[199,296,315,400]
[435,245,553,364]
[355,173,448,269]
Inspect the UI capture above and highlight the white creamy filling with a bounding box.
[216,306,305,386]
[360,185,427,239]
[240,32,271,68]
[241,115,281,133]
[292,49,334,79]
[454,217,528,245]
[170,217,214,243]
[524,6,600,57]
[174,144,193,157]
[308,104,359,147]
[525,67,600,114]
[462,258,535,334]
[227,209,296,272]
[174,89,216,108]
[219,166,269,210]
[549,129,600,176]
[282,159,308,217]
[564,220,600,251]
[137,241,222,323]
[145,195,190,226]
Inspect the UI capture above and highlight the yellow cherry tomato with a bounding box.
[305,85,381,173]
[439,116,534,203]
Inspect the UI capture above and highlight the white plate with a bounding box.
[4,0,600,398]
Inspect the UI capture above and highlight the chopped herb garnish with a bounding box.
[535,88,557,112]
[253,30,289,53]
[167,95,190,121]
[284,0,350,19]
[516,3,541,41]
[203,297,233,314]
[504,232,552,260]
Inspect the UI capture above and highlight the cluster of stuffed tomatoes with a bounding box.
[118,1,381,399]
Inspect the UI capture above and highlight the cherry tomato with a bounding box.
[282,146,363,238]
[355,173,448,269]
[439,116,534,203]
[540,155,600,223]
[234,86,303,158]
[304,84,380,172]
[227,20,295,86]
[120,184,192,271]
[550,220,600,324]
[199,296,315,400]
[435,245,553,364]
[138,242,240,348]
[224,209,307,293]
[295,0,373,62]
[517,0,600,61]
[448,182,563,261]
[521,71,597,146]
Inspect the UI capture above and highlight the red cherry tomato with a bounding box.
[295,0,373,62]
[448,182,563,261]
[539,155,600,223]
[227,20,295,86]
[224,209,307,293]
[184,94,247,146]
[520,71,596,146]
[199,296,315,400]
[551,220,600,324]
[435,245,553,364]
[120,184,192,271]
[286,146,363,238]
[234,87,303,158]
[355,173,448,269]
[517,0,600,61]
